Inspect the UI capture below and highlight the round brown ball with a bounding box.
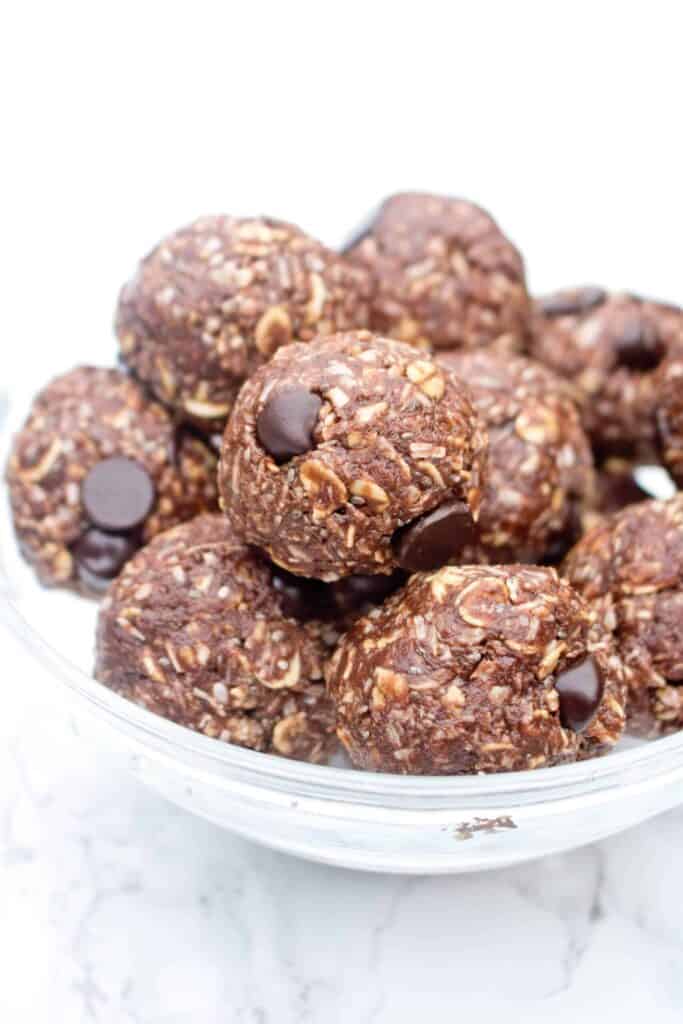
[326,564,625,774]
[531,288,683,455]
[218,331,488,580]
[115,215,372,432]
[436,349,594,563]
[563,495,683,737]
[344,192,531,352]
[95,514,337,763]
[5,366,218,594]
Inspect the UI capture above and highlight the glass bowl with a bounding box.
[3,384,683,875]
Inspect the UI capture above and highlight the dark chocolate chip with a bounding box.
[392,500,477,572]
[329,570,407,616]
[614,317,665,371]
[72,528,139,591]
[82,457,155,533]
[271,566,328,621]
[555,658,605,733]
[256,388,322,464]
[539,287,607,318]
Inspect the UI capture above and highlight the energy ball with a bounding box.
[116,215,372,432]
[326,565,625,774]
[531,288,683,454]
[6,367,218,594]
[436,349,594,563]
[95,515,336,763]
[219,331,488,580]
[344,192,531,352]
[563,495,683,737]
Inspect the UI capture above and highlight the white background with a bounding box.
[2,2,683,1021]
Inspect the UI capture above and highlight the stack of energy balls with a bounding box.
[7,197,683,774]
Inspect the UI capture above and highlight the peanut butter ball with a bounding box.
[436,349,594,563]
[344,193,531,352]
[116,215,372,431]
[563,495,683,737]
[218,331,488,580]
[327,565,625,774]
[6,366,218,594]
[531,288,683,455]
[95,515,337,762]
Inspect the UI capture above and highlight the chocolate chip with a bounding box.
[82,457,155,533]
[256,388,322,463]
[72,528,139,591]
[614,317,665,371]
[539,286,606,318]
[555,658,605,732]
[393,500,477,572]
[329,570,407,615]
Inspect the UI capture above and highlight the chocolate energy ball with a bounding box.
[344,193,531,352]
[6,367,218,594]
[436,349,594,563]
[563,496,683,738]
[219,331,488,580]
[326,565,625,774]
[116,215,372,432]
[531,288,683,454]
[95,515,336,762]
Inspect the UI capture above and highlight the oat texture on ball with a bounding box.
[436,349,594,563]
[5,367,218,594]
[116,215,372,432]
[563,495,683,737]
[218,331,488,580]
[344,193,531,352]
[531,289,683,454]
[326,565,625,774]
[95,515,337,762]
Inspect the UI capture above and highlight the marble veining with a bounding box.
[2,623,683,1023]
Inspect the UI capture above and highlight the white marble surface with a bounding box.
[2,623,683,1023]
